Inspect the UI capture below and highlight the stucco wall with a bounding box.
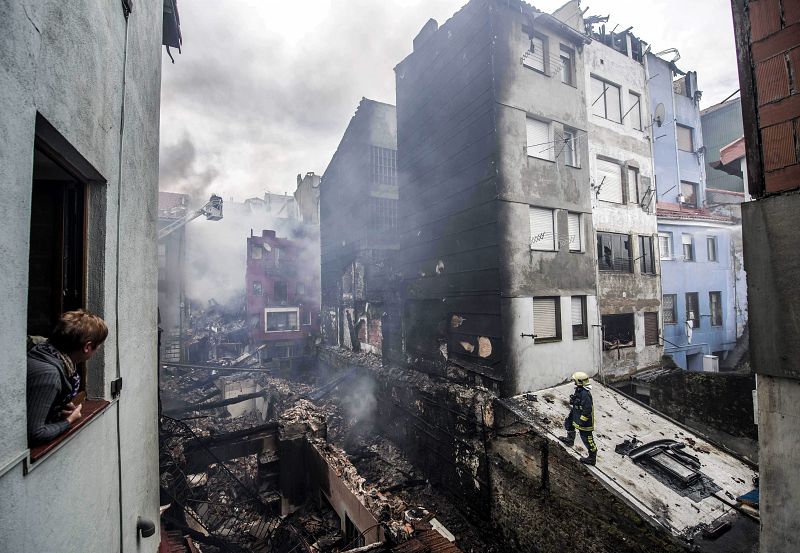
[0,1,162,551]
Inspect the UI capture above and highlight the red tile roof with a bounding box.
[656,202,735,223]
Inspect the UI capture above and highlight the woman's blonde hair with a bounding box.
[49,309,108,353]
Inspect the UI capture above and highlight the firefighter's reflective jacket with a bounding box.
[569,386,594,431]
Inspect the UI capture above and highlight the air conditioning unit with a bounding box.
[703,354,719,372]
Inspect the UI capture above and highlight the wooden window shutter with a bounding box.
[644,312,659,345]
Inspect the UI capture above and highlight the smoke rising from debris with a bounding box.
[341,375,378,429]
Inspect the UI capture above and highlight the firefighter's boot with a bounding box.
[559,431,575,446]
[580,451,597,465]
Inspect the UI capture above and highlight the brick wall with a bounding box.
[738,0,800,195]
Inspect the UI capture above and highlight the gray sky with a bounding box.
[159,0,740,201]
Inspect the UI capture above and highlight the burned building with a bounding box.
[395,0,597,396]
[319,99,400,358]
[246,230,320,370]
[294,171,321,225]
[581,14,663,378]
[158,191,191,363]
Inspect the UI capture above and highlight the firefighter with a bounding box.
[559,371,597,465]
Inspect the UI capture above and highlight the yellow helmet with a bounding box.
[571,371,590,386]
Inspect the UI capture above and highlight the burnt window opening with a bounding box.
[274,281,288,303]
[571,296,587,339]
[296,282,305,297]
[685,292,700,328]
[597,232,632,272]
[644,312,659,346]
[370,146,396,187]
[266,309,299,332]
[369,197,398,231]
[250,243,263,259]
[677,125,694,152]
[344,513,365,548]
[602,314,635,350]
[639,235,656,274]
[252,281,262,296]
[680,181,698,207]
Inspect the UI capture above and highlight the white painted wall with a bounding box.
[505,296,598,394]
[0,1,163,551]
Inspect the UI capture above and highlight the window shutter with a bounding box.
[571,297,584,325]
[567,212,581,251]
[533,298,557,339]
[596,159,623,203]
[644,312,659,345]
[590,77,605,118]
[606,83,622,122]
[677,126,694,152]
[527,118,551,160]
[530,207,555,250]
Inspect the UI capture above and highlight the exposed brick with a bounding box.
[765,161,800,193]
[752,23,800,62]
[756,55,791,104]
[762,121,796,171]
[785,0,800,25]
[750,0,783,42]
[790,46,800,93]
[759,92,800,127]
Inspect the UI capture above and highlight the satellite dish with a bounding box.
[654,103,665,127]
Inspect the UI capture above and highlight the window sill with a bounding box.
[572,335,589,340]
[25,398,112,474]
[534,338,562,344]
[527,155,556,164]
[523,65,549,77]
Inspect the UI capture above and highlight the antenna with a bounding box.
[654,103,666,127]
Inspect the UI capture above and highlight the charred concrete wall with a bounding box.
[319,348,494,520]
[396,1,502,382]
[320,99,398,353]
[489,407,685,553]
[396,0,598,395]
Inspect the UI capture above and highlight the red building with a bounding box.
[246,229,319,368]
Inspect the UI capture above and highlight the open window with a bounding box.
[26,114,108,461]
[602,314,635,350]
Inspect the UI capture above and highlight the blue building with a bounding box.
[647,54,745,370]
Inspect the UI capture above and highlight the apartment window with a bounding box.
[252,281,262,296]
[567,212,582,251]
[590,76,622,123]
[677,125,694,152]
[627,166,640,204]
[265,308,299,332]
[371,146,397,186]
[602,314,635,349]
[297,283,305,296]
[685,293,700,328]
[274,281,288,303]
[707,237,718,262]
[251,243,263,259]
[627,92,642,130]
[527,118,553,161]
[523,34,547,73]
[529,206,556,251]
[639,235,656,274]
[709,291,723,326]
[663,294,677,324]
[559,45,575,85]
[370,197,398,231]
[682,234,695,261]
[658,232,673,260]
[533,297,561,342]
[644,312,659,346]
[302,308,312,326]
[597,232,632,272]
[563,129,579,167]
[596,158,624,203]
[680,181,698,207]
[571,296,587,339]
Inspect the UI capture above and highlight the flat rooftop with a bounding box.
[503,382,757,541]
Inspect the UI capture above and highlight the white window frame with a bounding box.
[265,307,300,333]
[530,206,556,251]
[596,158,624,204]
[526,117,553,161]
[707,236,718,262]
[559,44,574,85]
[571,296,587,339]
[659,232,673,260]
[627,92,642,130]
[591,76,622,123]
[533,297,561,342]
[682,233,695,261]
[563,129,579,167]
[567,212,582,251]
[523,34,547,73]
